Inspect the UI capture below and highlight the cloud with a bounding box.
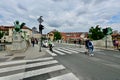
[17,3,28,11]
[0,0,120,33]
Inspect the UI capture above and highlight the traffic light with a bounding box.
[39,24,44,34]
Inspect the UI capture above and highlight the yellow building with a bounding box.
[47,29,58,41]
[47,32,54,41]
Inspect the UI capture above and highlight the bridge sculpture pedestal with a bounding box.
[11,32,27,52]
[93,35,113,48]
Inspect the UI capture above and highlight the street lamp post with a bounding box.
[37,16,44,52]
[105,35,107,48]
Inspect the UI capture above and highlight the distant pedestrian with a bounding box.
[74,40,76,44]
[48,40,53,52]
[115,40,119,49]
[85,39,89,50]
[31,37,35,47]
[74,40,76,46]
[35,38,38,44]
[78,39,81,48]
[113,39,116,49]
[113,39,119,50]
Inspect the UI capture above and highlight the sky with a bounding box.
[0,0,120,34]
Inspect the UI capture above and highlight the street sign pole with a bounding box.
[105,35,107,48]
[37,16,44,52]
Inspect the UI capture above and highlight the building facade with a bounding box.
[61,32,88,43]
[0,26,32,43]
[47,30,88,43]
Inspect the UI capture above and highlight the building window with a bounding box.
[5,31,9,35]
[49,34,53,36]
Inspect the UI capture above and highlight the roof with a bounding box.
[112,33,120,36]
[22,26,32,31]
[0,25,32,31]
[48,29,58,34]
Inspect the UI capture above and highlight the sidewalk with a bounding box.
[0,44,48,62]
[24,45,49,59]
[95,46,120,52]
[60,43,120,52]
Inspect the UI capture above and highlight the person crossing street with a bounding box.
[48,40,53,53]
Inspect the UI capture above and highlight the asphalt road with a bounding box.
[53,44,120,80]
[1,43,120,80]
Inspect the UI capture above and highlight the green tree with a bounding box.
[0,31,4,39]
[53,31,61,41]
[88,25,104,40]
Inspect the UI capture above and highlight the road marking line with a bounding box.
[53,49,65,55]
[0,65,65,80]
[47,73,79,80]
[56,48,72,54]
[0,60,58,73]
[0,57,53,66]
[65,47,85,53]
[46,50,57,56]
[61,48,79,53]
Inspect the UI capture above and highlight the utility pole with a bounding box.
[37,16,44,52]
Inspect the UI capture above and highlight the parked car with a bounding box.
[42,40,48,48]
[42,40,55,48]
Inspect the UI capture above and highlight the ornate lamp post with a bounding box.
[37,16,44,52]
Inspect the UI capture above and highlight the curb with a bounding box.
[95,47,119,52]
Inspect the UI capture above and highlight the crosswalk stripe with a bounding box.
[66,47,85,53]
[53,49,65,55]
[0,65,65,80]
[60,48,79,53]
[47,73,79,80]
[46,50,57,56]
[56,48,72,54]
[0,60,58,73]
[0,57,53,66]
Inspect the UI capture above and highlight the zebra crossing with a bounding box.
[46,47,104,57]
[46,47,83,56]
[0,57,79,80]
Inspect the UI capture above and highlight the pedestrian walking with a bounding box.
[78,39,81,48]
[113,38,119,50]
[115,40,119,50]
[113,39,116,49]
[31,37,35,47]
[74,40,76,46]
[87,40,94,56]
[48,40,53,52]
[85,39,89,55]
[84,38,94,56]
[35,38,38,44]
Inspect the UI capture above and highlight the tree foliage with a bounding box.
[88,25,104,40]
[0,31,4,39]
[53,31,61,40]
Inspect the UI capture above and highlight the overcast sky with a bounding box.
[0,0,120,33]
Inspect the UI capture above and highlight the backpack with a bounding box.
[88,41,93,47]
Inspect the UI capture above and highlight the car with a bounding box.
[42,40,49,48]
[42,40,55,48]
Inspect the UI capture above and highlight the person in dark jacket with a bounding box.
[87,40,94,56]
[31,37,35,47]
